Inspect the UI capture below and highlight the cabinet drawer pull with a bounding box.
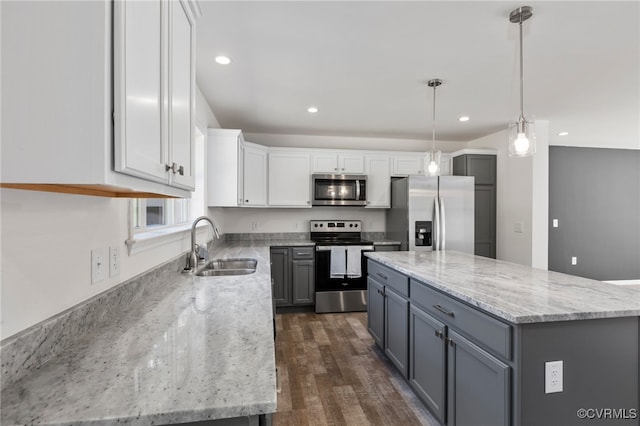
[433,304,455,317]
[376,272,388,280]
[434,330,444,339]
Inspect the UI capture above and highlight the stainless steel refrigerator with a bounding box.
[386,176,474,252]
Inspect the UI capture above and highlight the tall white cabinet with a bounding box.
[114,0,196,190]
[1,0,200,198]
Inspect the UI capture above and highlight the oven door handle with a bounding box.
[315,245,374,251]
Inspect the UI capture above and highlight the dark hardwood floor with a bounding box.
[273,311,438,426]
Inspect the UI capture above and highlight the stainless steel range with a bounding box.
[310,220,374,313]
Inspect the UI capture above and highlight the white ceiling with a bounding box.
[196,1,640,148]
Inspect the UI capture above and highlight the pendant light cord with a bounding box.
[432,84,437,154]
[519,14,525,124]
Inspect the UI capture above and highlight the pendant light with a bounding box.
[427,78,442,175]
[508,6,536,157]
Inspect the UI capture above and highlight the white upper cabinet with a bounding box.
[365,155,391,208]
[114,0,197,190]
[0,0,200,198]
[243,143,268,207]
[268,151,311,207]
[311,152,365,174]
[169,0,197,189]
[207,129,244,207]
[392,154,425,176]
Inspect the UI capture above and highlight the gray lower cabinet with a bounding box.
[447,330,510,426]
[270,246,315,307]
[291,259,314,304]
[367,262,409,378]
[409,304,446,424]
[383,286,409,378]
[270,247,289,305]
[367,277,385,348]
[369,259,511,426]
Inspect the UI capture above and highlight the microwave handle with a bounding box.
[356,180,361,200]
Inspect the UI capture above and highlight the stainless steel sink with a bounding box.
[194,258,257,277]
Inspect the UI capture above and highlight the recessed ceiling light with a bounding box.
[215,56,231,65]
[458,116,470,122]
[307,107,319,113]
[558,131,569,136]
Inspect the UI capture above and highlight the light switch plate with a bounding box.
[91,248,107,285]
[552,219,559,228]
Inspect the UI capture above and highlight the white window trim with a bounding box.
[125,212,214,256]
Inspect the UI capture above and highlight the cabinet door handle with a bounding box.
[446,337,455,346]
[166,162,184,176]
[433,304,455,317]
[334,167,338,171]
[376,272,388,280]
[434,330,444,339]
[245,199,249,203]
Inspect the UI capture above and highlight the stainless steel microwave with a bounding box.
[312,174,367,206]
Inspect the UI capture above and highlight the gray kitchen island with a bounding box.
[365,250,640,426]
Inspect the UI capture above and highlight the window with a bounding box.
[131,128,206,233]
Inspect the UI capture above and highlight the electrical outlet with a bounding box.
[109,246,120,277]
[545,360,563,393]
[91,248,107,285]
[571,256,577,265]
[251,221,258,231]
[552,219,559,228]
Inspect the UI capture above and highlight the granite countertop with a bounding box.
[1,243,277,425]
[366,250,640,324]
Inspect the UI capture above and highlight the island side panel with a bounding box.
[518,317,639,426]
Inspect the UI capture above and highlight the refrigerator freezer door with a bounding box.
[408,176,439,251]
[438,176,475,254]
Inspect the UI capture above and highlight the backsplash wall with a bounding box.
[212,207,385,234]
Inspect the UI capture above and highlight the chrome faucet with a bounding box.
[186,215,221,271]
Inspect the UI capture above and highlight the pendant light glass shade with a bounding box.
[427,151,441,175]
[508,118,536,157]
[508,6,536,157]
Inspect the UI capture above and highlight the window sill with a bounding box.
[125,223,212,256]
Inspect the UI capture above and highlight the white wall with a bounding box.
[216,207,385,234]
[465,121,549,268]
[0,87,220,339]
[244,132,464,153]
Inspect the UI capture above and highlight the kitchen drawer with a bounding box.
[410,279,512,360]
[292,246,314,260]
[368,260,409,297]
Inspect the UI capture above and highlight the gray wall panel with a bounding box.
[548,146,640,280]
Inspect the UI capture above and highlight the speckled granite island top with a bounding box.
[366,250,640,324]
[1,243,278,425]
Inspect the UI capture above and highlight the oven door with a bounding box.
[312,174,367,206]
[314,245,374,291]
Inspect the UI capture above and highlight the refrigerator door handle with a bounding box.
[434,196,441,250]
[439,196,446,251]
